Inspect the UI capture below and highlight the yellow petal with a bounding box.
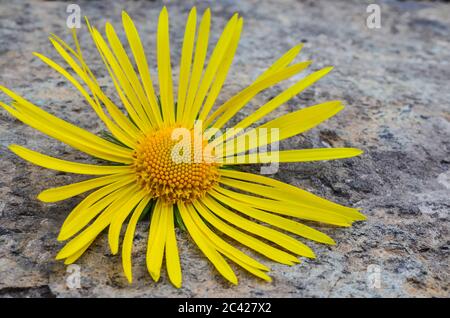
[181,9,211,126]
[255,43,303,82]
[206,61,311,129]
[198,17,243,122]
[90,28,150,132]
[0,86,134,159]
[276,148,363,162]
[165,205,182,288]
[122,196,152,283]
[220,252,272,282]
[199,42,302,125]
[1,102,132,164]
[64,239,94,265]
[219,176,354,225]
[210,68,336,153]
[231,70,337,134]
[178,202,238,285]
[9,144,132,175]
[108,189,148,255]
[187,204,271,282]
[122,11,163,127]
[146,200,169,282]
[184,13,238,127]
[176,7,197,122]
[203,194,315,258]
[157,7,175,125]
[122,196,151,283]
[44,41,139,148]
[105,22,156,128]
[220,169,366,221]
[193,199,298,265]
[56,185,138,260]
[219,100,343,155]
[225,148,363,165]
[211,185,336,245]
[60,175,135,231]
[59,184,133,241]
[214,185,350,226]
[38,173,130,203]
[187,204,268,270]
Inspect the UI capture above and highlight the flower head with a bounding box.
[0,7,365,287]
[132,126,220,203]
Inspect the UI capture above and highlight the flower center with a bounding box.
[132,126,220,204]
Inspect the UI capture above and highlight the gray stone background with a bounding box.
[0,0,449,297]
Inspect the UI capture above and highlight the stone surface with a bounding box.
[0,0,449,298]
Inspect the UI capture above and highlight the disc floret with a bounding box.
[133,127,220,203]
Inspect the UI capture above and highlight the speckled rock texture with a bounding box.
[0,0,449,298]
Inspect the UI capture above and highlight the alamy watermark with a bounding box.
[66,264,81,289]
[66,4,81,29]
[366,4,381,29]
[366,264,382,289]
[170,120,280,174]
[0,201,6,217]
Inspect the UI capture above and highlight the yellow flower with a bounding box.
[0,7,365,288]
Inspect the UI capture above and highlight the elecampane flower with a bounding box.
[0,7,365,287]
